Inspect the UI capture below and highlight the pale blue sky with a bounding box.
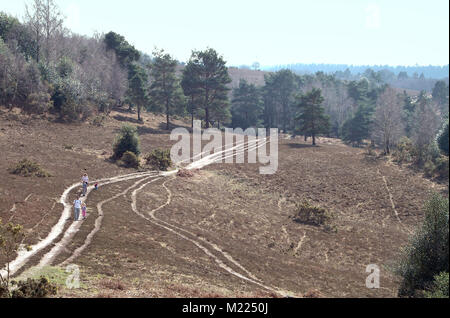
[1,0,449,67]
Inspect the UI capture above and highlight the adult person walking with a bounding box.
[81,173,89,196]
[73,195,82,221]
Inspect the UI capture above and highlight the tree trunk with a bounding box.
[312,133,316,146]
[205,107,210,128]
[191,96,195,129]
[137,105,141,122]
[166,98,170,130]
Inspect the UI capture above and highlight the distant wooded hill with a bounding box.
[226,65,449,94]
[262,63,449,79]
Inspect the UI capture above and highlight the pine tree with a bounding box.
[185,48,231,128]
[181,60,203,128]
[262,70,296,132]
[231,80,263,129]
[295,88,330,145]
[127,63,148,122]
[341,102,374,146]
[149,49,184,130]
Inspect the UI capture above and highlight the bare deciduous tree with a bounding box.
[372,86,405,154]
[24,0,64,64]
[24,0,43,62]
[411,93,441,163]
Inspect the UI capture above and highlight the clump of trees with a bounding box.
[1,0,128,120]
[1,1,448,178]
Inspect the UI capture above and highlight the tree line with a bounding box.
[265,63,449,80]
[1,1,449,165]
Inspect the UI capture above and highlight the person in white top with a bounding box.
[73,195,82,221]
[81,173,89,196]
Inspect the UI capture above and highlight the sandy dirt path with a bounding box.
[1,171,157,278]
[3,135,275,295]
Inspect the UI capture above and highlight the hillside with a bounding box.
[1,107,446,297]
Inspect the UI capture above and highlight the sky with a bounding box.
[1,0,449,67]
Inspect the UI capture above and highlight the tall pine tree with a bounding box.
[295,88,330,146]
[231,80,263,129]
[185,48,231,128]
[148,49,184,130]
[127,63,148,122]
[181,60,203,128]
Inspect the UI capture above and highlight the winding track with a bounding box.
[2,136,288,295]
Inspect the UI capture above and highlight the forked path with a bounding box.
[131,177,291,296]
[4,171,158,278]
[3,137,290,295]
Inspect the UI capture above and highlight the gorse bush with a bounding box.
[9,159,51,177]
[393,137,414,163]
[112,124,140,160]
[424,272,449,298]
[91,114,107,126]
[145,149,172,171]
[120,151,139,168]
[395,193,449,297]
[10,277,57,298]
[293,200,336,232]
[393,137,448,181]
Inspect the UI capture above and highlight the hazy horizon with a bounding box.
[1,0,449,67]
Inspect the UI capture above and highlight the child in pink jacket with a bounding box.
[81,202,87,220]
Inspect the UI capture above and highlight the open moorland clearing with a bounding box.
[0,108,447,297]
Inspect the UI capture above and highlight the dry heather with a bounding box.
[1,106,446,298]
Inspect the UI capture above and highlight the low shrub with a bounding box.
[423,160,436,178]
[145,149,172,171]
[10,277,57,298]
[9,159,51,177]
[0,284,7,298]
[24,92,52,114]
[91,114,107,126]
[120,151,139,168]
[100,279,125,291]
[293,200,336,232]
[177,169,195,178]
[435,156,449,180]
